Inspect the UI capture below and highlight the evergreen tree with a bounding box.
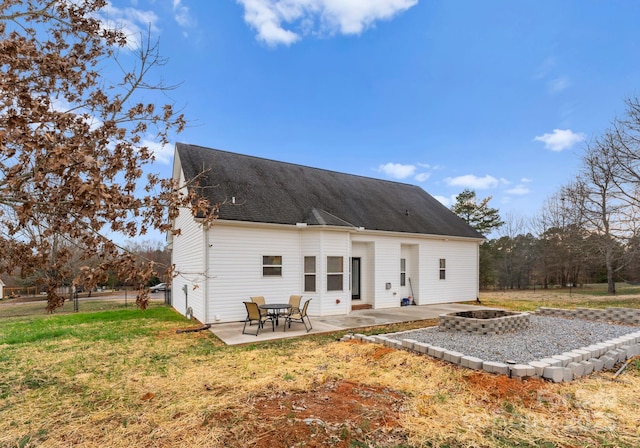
[451,189,504,235]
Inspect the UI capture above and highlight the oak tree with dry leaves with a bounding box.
[0,0,214,311]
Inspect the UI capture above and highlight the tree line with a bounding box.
[453,98,640,293]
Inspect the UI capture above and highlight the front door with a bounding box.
[351,258,361,300]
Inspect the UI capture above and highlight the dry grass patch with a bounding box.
[1,299,640,447]
[479,283,640,311]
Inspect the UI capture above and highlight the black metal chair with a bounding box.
[284,298,312,332]
[242,301,274,335]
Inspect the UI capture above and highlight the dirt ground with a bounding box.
[205,342,554,448]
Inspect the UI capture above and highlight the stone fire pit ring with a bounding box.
[439,309,530,335]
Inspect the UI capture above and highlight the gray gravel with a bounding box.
[386,315,638,364]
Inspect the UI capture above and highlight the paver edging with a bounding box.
[344,307,640,383]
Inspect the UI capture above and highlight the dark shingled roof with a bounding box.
[176,143,484,239]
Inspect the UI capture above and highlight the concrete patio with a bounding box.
[208,302,490,345]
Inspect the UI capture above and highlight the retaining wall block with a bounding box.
[589,358,605,372]
[567,362,585,379]
[528,361,551,377]
[401,339,418,350]
[627,344,640,357]
[539,357,563,367]
[581,346,602,359]
[428,346,446,359]
[562,352,584,363]
[510,364,535,379]
[601,355,617,370]
[443,350,464,365]
[384,339,402,349]
[483,361,509,375]
[572,349,591,361]
[618,346,633,360]
[551,354,572,367]
[412,342,430,354]
[542,366,565,383]
[600,341,617,352]
[605,349,625,363]
[461,356,484,370]
[562,368,575,382]
[593,343,609,357]
[579,360,594,375]
[610,338,627,349]
[371,336,387,344]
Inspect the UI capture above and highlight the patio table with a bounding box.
[258,304,292,328]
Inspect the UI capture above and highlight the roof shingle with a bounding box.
[176,143,483,239]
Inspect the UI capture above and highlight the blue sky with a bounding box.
[106,0,640,227]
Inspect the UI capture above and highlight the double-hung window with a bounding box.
[439,258,446,280]
[304,256,316,292]
[327,256,344,291]
[400,258,406,286]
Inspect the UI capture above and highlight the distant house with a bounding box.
[170,143,484,323]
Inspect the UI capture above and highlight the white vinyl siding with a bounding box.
[171,197,205,322]
[207,224,303,322]
[419,239,479,304]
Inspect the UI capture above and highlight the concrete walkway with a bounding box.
[209,302,490,345]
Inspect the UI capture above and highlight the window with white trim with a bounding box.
[400,258,406,286]
[304,256,316,292]
[262,255,282,277]
[439,258,446,280]
[327,256,344,291]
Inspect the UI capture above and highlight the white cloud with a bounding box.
[414,172,430,182]
[434,195,456,208]
[548,76,571,94]
[378,162,415,179]
[172,0,194,27]
[506,185,530,195]
[144,139,173,164]
[521,177,532,183]
[98,3,160,48]
[444,174,499,190]
[236,0,418,46]
[534,129,586,151]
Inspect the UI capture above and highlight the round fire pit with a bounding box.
[439,309,530,335]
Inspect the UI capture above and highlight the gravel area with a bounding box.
[387,315,639,364]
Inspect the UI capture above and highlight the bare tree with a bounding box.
[569,137,634,293]
[0,0,214,311]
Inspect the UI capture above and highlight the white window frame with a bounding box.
[326,256,344,291]
[262,255,282,277]
[304,256,316,292]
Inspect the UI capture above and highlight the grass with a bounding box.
[0,293,639,447]
[479,282,640,311]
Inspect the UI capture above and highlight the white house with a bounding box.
[170,143,484,323]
